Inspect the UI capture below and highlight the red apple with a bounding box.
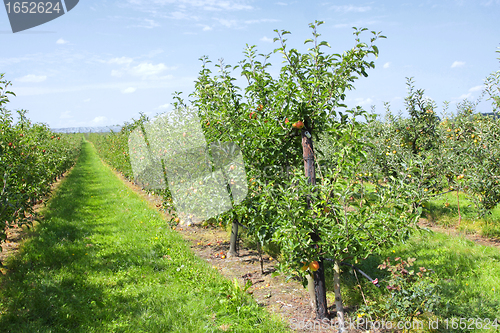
[309,261,319,271]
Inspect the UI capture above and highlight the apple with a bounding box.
[309,261,319,272]
[8,142,12,147]
[182,132,187,138]
[285,118,290,124]
[294,120,304,129]
[257,104,263,111]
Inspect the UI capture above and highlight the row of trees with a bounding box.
[90,22,437,329]
[90,23,499,329]
[0,74,82,244]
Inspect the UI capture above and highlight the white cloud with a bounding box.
[330,5,371,12]
[260,36,274,43]
[169,11,193,20]
[451,61,465,68]
[130,62,172,77]
[109,57,134,65]
[111,70,123,77]
[122,87,137,94]
[60,111,72,119]
[11,76,196,96]
[469,85,484,92]
[83,98,91,102]
[126,0,252,12]
[201,1,252,11]
[201,24,212,31]
[156,103,170,110]
[276,2,288,5]
[383,62,390,69]
[92,116,107,124]
[134,19,160,29]
[459,93,472,99]
[56,38,68,44]
[354,97,373,107]
[333,23,349,28]
[215,18,238,28]
[244,19,280,24]
[16,74,47,83]
[333,19,380,29]
[109,58,176,79]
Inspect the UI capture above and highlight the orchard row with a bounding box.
[0,74,82,242]
[89,22,499,324]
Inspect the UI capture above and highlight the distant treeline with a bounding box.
[52,125,122,133]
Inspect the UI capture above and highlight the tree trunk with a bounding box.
[302,127,328,319]
[333,259,346,332]
[228,216,239,257]
[456,189,462,227]
[306,274,316,311]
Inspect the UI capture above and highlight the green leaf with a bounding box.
[304,39,314,44]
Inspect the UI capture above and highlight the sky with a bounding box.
[1,0,499,129]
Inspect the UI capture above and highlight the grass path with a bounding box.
[0,141,288,333]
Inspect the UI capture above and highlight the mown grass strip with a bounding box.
[337,229,500,326]
[0,141,289,333]
[425,191,500,238]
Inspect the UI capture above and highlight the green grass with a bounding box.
[360,180,500,238]
[424,190,500,238]
[333,229,500,332]
[0,141,289,333]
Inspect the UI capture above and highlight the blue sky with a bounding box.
[1,0,499,128]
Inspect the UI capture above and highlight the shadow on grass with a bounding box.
[325,229,500,320]
[0,143,157,332]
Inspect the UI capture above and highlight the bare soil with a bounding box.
[417,218,500,248]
